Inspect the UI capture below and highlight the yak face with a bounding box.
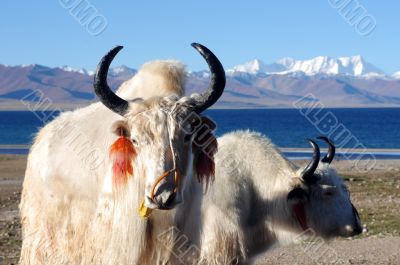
[128,100,193,210]
[95,43,225,212]
[287,137,362,238]
[110,97,217,210]
[300,168,362,238]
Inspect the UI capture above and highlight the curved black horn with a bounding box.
[301,139,320,184]
[94,46,129,116]
[190,43,226,113]
[317,136,336,164]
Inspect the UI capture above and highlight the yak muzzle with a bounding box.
[351,203,363,235]
[148,169,181,210]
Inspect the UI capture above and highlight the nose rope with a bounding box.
[138,114,182,218]
[149,114,181,201]
[149,169,180,199]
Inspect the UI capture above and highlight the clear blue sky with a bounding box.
[1,1,400,73]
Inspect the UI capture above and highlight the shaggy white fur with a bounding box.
[19,60,206,265]
[197,131,362,265]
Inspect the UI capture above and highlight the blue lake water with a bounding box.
[1,108,400,151]
[209,108,400,149]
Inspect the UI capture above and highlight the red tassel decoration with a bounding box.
[195,136,217,189]
[109,136,136,187]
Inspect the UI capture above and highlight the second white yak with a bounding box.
[197,131,362,265]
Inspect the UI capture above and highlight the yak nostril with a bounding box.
[154,191,176,210]
[351,203,363,235]
[164,192,176,206]
[354,222,362,234]
[354,223,363,235]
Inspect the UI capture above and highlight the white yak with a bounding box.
[19,43,224,265]
[197,131,362,265]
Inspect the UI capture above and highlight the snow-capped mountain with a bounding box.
[229,59,286,75]
[0,64,136,107]
[109,65,136,77]
[229,55,386,77]
[59,65,93,75]
[2,58,400,109]
[231,59,267,74]
[57,65,136,77]
[392,71,400,79]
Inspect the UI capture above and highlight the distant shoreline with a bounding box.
[3,145,400,159]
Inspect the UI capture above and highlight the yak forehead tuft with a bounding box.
[127,95,196,132]
[128,110,168,143]
[313,167,343,187]
[117,60,186,100]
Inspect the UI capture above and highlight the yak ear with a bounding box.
[192,116,218,189]
[109,124,136,188]
[111,121,130,137]
[287,186,309,203]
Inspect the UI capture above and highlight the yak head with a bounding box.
[94,43,223,211]
[288,137,363,238]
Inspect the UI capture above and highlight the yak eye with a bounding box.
[184,134,192,143]
[131,138,138,145]
[321,185,336,197]
[323,188,336,197]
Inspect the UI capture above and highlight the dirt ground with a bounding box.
[0,155,24,265]
[256,236,400,265]
[0,155,399,265]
